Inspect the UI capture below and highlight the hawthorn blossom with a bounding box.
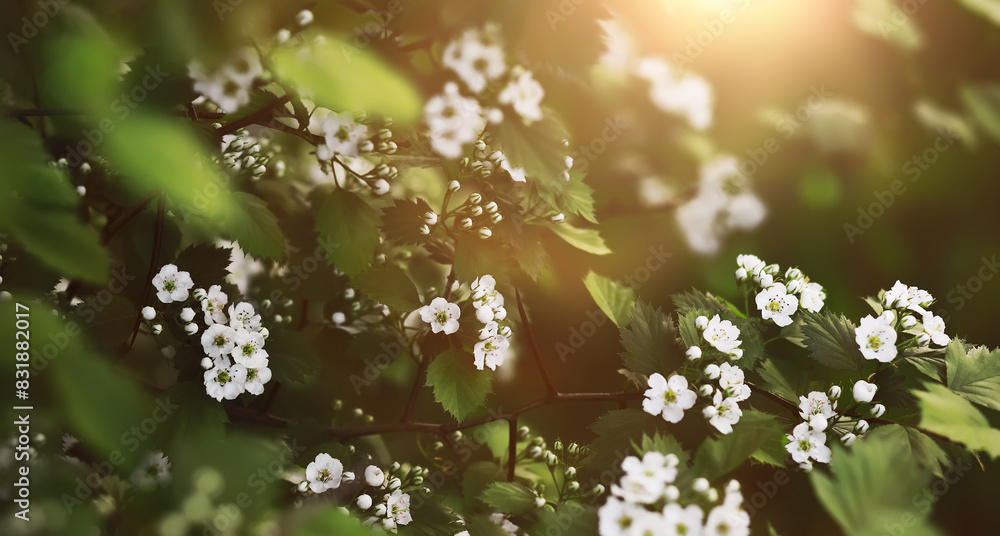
[642,373,697,423]
[883,281,934,313]
[852,380,877,403]
[703,503,750,536]
[365,465,385,487]
[305,453,344,493]
[613,452,677,504]
[424,82,486,158]
[785,422,831,464]
[598,497,644,536]
[718,363,751,402]
[474,335,509,371]
[231,329,269,367]
[498,68,544,123]
[229,302,262,332]
[921,312,950,346]
[243,363,272,395]
[736,254,766,278]
[703,391,742,435]
[799,281,827,313]
[321,112,368,158]
[198,285,228,324]
[702,315,742,353]
[663,503,705,536]
[756,283,799,327]
[130,451,171,490]
[418,297,461,335]
[201,324,237,359]
[677,159,766,255]
[386,489,413,526]
[442,24,506,94]
[189,48,263,112]
[153,264,194,303]
[855,311,898,362]
[635,57,713,131]
[798,391,836,432]
[204,362,247,401]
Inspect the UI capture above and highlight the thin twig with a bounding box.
[401,358,429,423]
[100,192,157,245]
[215,94,293,137]
[516,289,558,397]
[507,417,517,482]
[129,195,165,348]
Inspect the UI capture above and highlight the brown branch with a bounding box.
[507,417,517,482]
[128,195,165,348]
[516,289,558,397]
[746,382,801,416]
[216,94,293,137]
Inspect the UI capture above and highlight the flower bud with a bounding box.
[424,211,438,225]
[76,185,87,196]
[490,212,503,223]
[518,426,530,440]
[785,268,802,280]
[385,141,397,154]
[420,224,431,235]
[787,279,804,294]
[799,460,813,472]
[693,478,710,493]
[593,484,606,495]
[201,357,214,369]
[378,128,392,140]
[332,312,346,325]
[357,494,373,510]
[706,489,719,502]
[545,451,558,466]
[372,179,390,195]
[554,440,563,451]
[855,420,869,433]
[828,385,842,399]
[699,384,714,397]
[469,193,482,204]
[735,267,747,281]
[374,504,387,517]
[461,217,474,229]
[342,472,355,483]
[529,446,542,458]
[704,364,721,380]
[142,306,156,320]
[193,288,207,300]
[550,213,565,223]
[664,453,679,467]
[485,201,499,213]
[725,480,741,494]
[567,481,580,492]
[852,380,877,403]
[841,433,857,446]
[534,496,547,508]
[297,481,309,492]
[728,348,744,361]
[565,466,576,478]
[759,274,774,288]
[184,323,198,335]
[359,140,374,153]
[478,227,492,239]
[695,316,709,330]
[389,477,401,490]
[180,307,195,322]
[449,180,461,192]
[917,333,931,346]
[870,403,886,417]
[296,9,313,26]
[686,346,702,360]
[901,314,917,328]
[664,485,680,502]
[475,140,487,152]
[471,205,484,216]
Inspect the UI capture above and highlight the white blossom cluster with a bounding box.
[303,105,398,196]
[188,47,264,112]
[785,382,879,471]
[737,254,826,327]
[146,262,272,401]
[299,454,418,533]
[642,315,750,435]
[855,281,950,364]
[599,451,750,536]
[129,450,172,490]
[676,158,767,255]
[426,24,545,159]
[220,129,283,181]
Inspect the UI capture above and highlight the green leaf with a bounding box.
[811,432,943,536]
[315,188,381,278]
[946,340,1000,411]
[271,34,422,124]
[0,119,108,283]
[174,244,232,286]
[904,346,946,381]
[583,271,636,328]
[294,508,374,536]
[82,295,137,350]
[799,310,865,371]
[425,348,493,422]
[480,482,538,515]
[961,84,1000,145]
[633,432,690,467]
[757,358,810,403]
[462,461,503,508]
[588,409,661,470]
[381,198,434,245]
[671,289,729,316]
[619,300,682,376]
[693,411,783,481]
[867,425,950,478]
[223,192,285,261]
[452,236,508,285]
[352,263,421,314]
[549,223,612,255]
[959,0,1000,28]
[265,328,320,385]
[157,382,230,442]
[492,111,570,183]
[916,383,1000,459]
[535,173,598,223]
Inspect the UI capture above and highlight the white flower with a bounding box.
[598,497,644,536]
[478,321,499,340]
[130,451,171,490]
[785,422,831,464]
[798,391,835,423]
[180,307,195,322]
[855,312,898,362]
[305,453,343,493]
[153,264,194,303]
[442,24,506,94]
[141,306,156,320]
[662,503,704,536]
[852,380,877,403]
[736,254,766,276]
[686,346,702,360]
[498,154,527,182]
[756,283,799,327]
[201,284,229,325]
[613,452,676,504]
[231,329,269,368]
[204,363,247,401]
[322,112,368,158]
[386,490,413,526]
[476,305,495,323]
[735,267,748,281]
[332,312,346,325]
[704,364,721,380]
[243,364,272,395]
[365,465,385,487]
[704,504,750,536]
[718,363,751,402]
[921,312,950,346]
[635,57,714,131]
[725,192,766,230]
[419,297,461,335]
[642,373,697,423]
[228,302,262,332]
[695,315,709,330]
[883,281,934,313]
[799,281,826,313]
[498,69,544,123]
[474,335,509,371]
[357,494,373,510]
[424,82,486,159]
[703,391,742,435]
[702,315,742,353]
[201,324,237,358]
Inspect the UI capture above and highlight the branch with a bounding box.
[516,289,558,397]
[100,192,157,245]
[401,358,429,423]
[128,195,165,348]
[507,417,517,482]
[4,108,226,120]
[216,95,293,137]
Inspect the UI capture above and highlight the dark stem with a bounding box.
[515,289,558,397]
[216,95,293,137]
[262,382,282,414]
[507,417,517,482]
[100,192,158,245]
[401,358,429,423]
[129,195,165,348]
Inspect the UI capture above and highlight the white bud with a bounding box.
[461,217,474,229]
[374,504,387,517]
[420,223,431,235]
[760,274,774,288]
[855,420,869,433]
[828,385,842,399]
[449,180,461,192]
[141,306,156,320]
[695,315,709,330]
[534,496,546,508]
[706,488,719,502]
[785,268,802,280]
[332,312,346,325]
[529,446,542,458]
[917,333,931,346]
[372,179,390,196]
[725,480,741,494]
[193,288,207,300]
[152,324,162,335]
[565,466,577,478]
[342,471,355,484]
[787,279,804,294]
[359,140,374,153]
[184,323,199,335]
[201,357,214,369]
[550,212,565,223]
[693,478,710,493]
[704,364,721,380]
[841,433,857,446]
[901,315,917,328]
[356,494,372,510]
[80,162,92,174]
[469,193,482,204]
[490,212,503,223]
[700,384,714,397]
[852,380,877,403]
[296,9,313,26]
[593,484,606,495]
[686,346,702,360]
[567,481,580,492]
[76,185,87,196]
[276,28,290,43]
[389,478,401,490]
[424,211,438,225]
[871,403,886,418]
[798,460,813,472]
[478,227,492,239]
[485,201,499,213]
[735,267,747,281]
[297,481,309,492]
[664,453,679,467]
[180,307,195,322]
[664,485,680,502]
[728,348,744,361]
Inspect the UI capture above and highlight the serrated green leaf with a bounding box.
[799,310,865,371]
[549,223,611,255]
[916,383,1000,459]
[174,244,233,287]
[946,340,1000,411]
[514,233,549,281]
[678,311,702,349]
[619,300,682,376]
[453,236,508,285]
[583,271,635,328]
[811,432,944,536]
[352,263,421,314]
[265,328,320,385]
[756,358,809,403]
[271,34,422,124]
[491,111,569,183]
[867,425,950,478]
[315,188,381,277]
[588,409,662,470]
[82,295,137,350]
[904,346,946,381]
[381,198,434,245]
[480,482,538,515]
[425,348,493,421]
[671,289,729,316]
[693,411,783,481]
[535,173,598,223]
[223,192,285,261]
